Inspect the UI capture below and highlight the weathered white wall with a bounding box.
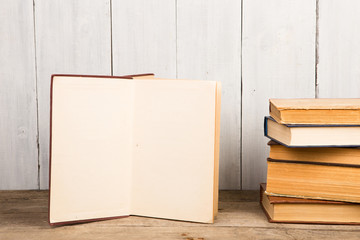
[242,0,316,189]
[0,0,38,189]
[317,0,360,98]
[1,0,355,190]
[176,0,241,190]
[34,0,112,189]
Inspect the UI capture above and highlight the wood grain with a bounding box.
[112,0,176,78]
[34,0,112,189]
[241,0,316,189]
[177,0,241,190]
[0,0,38,189]
[1,190,360,240]
[317,0,360,98]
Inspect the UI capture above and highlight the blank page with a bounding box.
[49,76,133,224]
[130,79,216,223]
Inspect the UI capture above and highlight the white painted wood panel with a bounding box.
[242,0,316,189]
[112,0,176,78]
[177,0,241,189]
[35,0,112,189]
[1,0,327,190]
[0,0,38,189]
[317,0,360,98]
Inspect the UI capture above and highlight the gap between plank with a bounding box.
[32,0,41,190]
[110,0,114,76]
[240,0,244,190]
[175,0,178,79]
[315,0,319,98]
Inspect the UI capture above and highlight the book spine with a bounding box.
[264,116,268,137]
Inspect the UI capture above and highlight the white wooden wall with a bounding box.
[0,0,38,189]
[1,0,358,190]
[242,0,316,189]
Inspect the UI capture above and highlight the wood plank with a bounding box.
[177,0,241,190]
[241,0,316,189]
[3,226,360,240]
[1,190,360,240]
[34,0,112,189]
[0,0,38,189]
[112,0,176,77]
[317,0,360,97]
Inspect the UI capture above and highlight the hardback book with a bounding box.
[49,74,221,225]
[260,183,360,224]
[264,116,360,147]
[268,141,360,165]
[269,98,360,125]
[266,158,360,203]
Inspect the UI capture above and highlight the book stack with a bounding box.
[261,98,360,224]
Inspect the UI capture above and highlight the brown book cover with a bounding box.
[260,183,360,225]
[269,98,360,125]
[266,157,360,203]
[268,141,360,165]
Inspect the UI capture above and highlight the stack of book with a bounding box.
[261,98,360,224]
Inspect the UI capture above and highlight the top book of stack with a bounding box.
[270,98,360,125]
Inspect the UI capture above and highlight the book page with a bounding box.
[49,76,133,223]
[130,79,216,223]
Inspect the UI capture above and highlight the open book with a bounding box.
[49,74,221,225]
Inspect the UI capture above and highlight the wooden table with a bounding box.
[1,190,359,239]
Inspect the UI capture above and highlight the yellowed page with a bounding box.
[130,79,216,223]
[50,76,133,223]
[213,82,221,217]
[131,74,155,79]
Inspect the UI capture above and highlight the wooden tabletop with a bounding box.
[1,190,359,240]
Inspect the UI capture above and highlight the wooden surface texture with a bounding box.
[1,190,360,240]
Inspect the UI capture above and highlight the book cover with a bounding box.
[268,141,360,165]
[269,98,360,125]
[264,116,360,147]
[266,158,360,203]
[260,183,360,225]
